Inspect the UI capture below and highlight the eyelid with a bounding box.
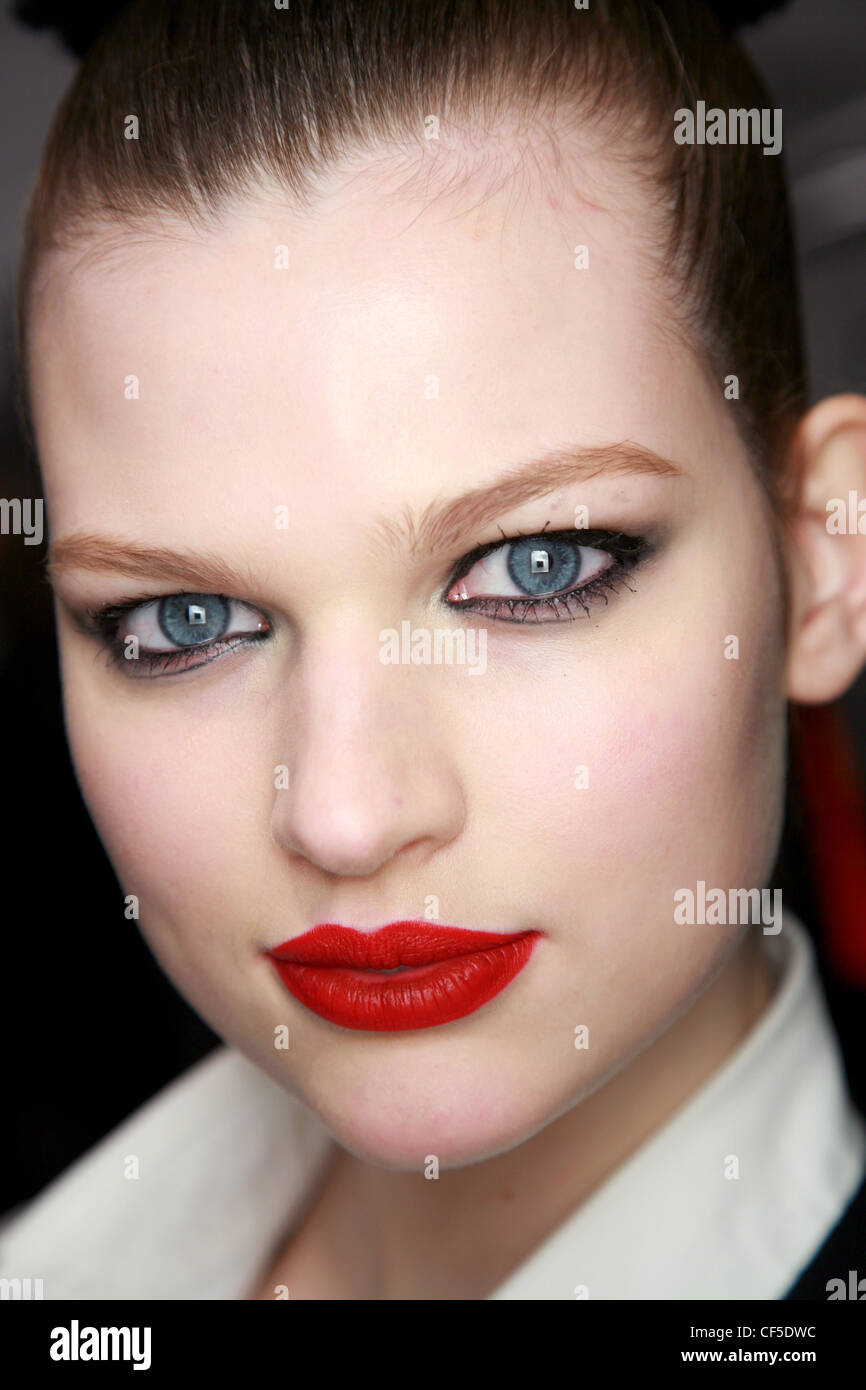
[444,527,644,589]
[84,590,272,678]
[114,596,266,650]
[441,526,649,624]
[86,591,265,628]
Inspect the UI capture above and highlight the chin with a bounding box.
[296,1058,561,1171]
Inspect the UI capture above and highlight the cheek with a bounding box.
[59,659,272,949]
[61,675,285,1040]
[456,613,786,1104]
[478,583,786,949]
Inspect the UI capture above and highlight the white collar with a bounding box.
[2,911,863,1299]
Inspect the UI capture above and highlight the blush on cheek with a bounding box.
[488,627,784,955]
[596,673,783,920]
[62,690,265,945]
[65,706,269,1038]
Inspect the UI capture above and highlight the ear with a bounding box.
[785,394,866,703]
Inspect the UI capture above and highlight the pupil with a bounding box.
[506,537,580,596]
[158,594,230,646]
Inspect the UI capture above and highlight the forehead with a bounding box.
[27,131,710,541]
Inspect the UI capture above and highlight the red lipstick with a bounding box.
[265,921,540,1031]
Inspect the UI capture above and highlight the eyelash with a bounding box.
[442,527,648,624]
[86,598,271,679]
[85,526,649,678]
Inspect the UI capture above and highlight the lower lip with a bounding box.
[267,932,540,1032]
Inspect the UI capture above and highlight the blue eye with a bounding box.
[87,592,271,677]
[506,536,580,595]
[446,529,647,623]
[158,594,230,646]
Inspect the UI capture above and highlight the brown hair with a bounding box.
[16,0,804,511]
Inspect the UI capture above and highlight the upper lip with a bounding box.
[265,920,537,969]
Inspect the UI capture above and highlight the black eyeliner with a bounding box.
[82,592,272,679]
[440,525,653,623]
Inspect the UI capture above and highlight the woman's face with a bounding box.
[29,135,788,1167]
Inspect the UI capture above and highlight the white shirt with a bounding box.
[1,910,864,1300]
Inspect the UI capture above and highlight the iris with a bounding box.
[158,594,230,646]
[506,537,580,596]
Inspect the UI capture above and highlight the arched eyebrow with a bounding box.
[373,442,683,558]
[45,536,255,593]
[45,441,682,589]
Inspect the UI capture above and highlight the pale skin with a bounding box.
[26,123,866,1299]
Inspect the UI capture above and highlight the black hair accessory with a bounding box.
[705,0,793,23]
[10,0,795,61]
[12,0,135,58]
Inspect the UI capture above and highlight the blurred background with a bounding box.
[2,0,866,1216]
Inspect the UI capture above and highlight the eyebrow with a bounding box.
[375,442,682,557]
[45,441,682,589]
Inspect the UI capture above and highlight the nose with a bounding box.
[270,627,466,879]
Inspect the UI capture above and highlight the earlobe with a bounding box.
[784,395,866,704]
